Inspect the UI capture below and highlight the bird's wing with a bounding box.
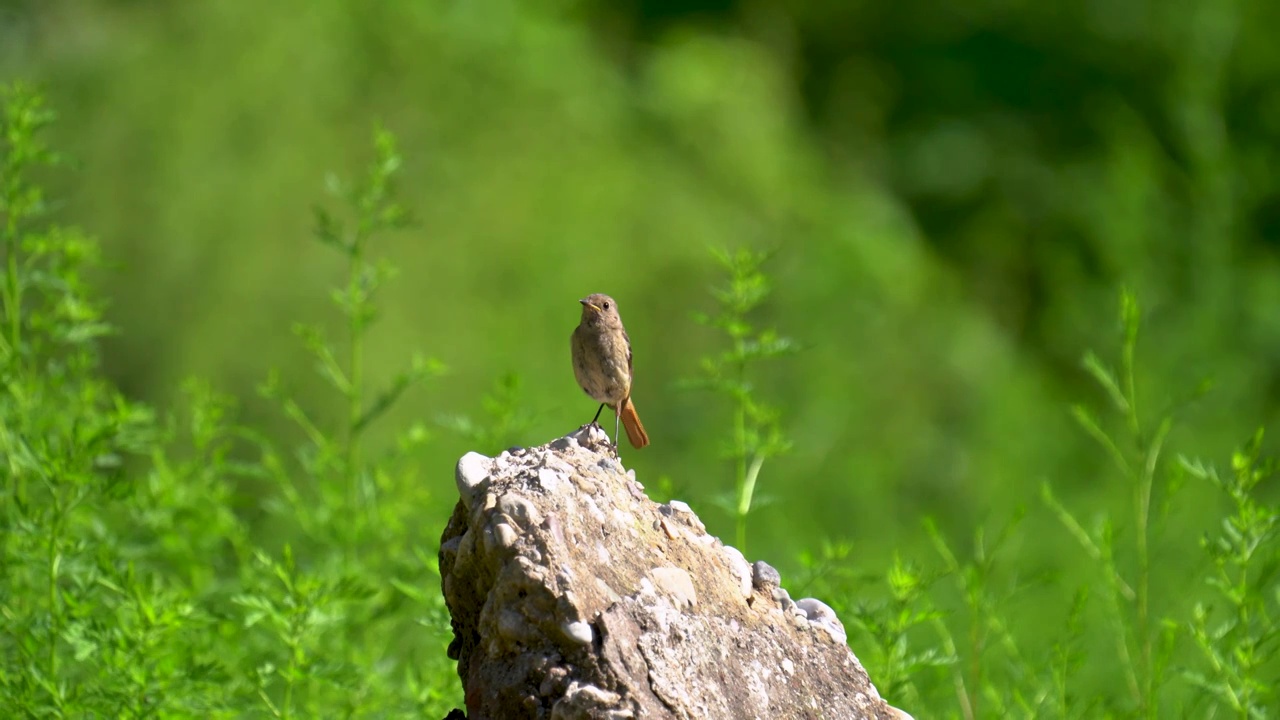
[624,328,633,373]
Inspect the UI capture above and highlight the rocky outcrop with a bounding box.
[439,425,912,719]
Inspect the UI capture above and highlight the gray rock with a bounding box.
[795,597,837,622]
[721,545,753,599]
[561,620,593,646]
[796,597,848,645]
[497,493,542,531]
[438,430,908,720]
[454,451,492,510]
[752,560,782,591]
[492,522,518,550]
[658,499,706,534]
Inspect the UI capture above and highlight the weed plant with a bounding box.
[681,247,796,554]
[834,291,1280,718]
[0,84,459,717]
[2,82,1276,719]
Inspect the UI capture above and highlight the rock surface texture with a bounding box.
[440,425,912,720]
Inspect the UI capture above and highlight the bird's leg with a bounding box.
[591,404,605,426]
[613,411,622,451]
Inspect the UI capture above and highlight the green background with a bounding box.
[4,0,1279,711]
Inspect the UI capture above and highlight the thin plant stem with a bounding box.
[5,226,18,357]
[737,452,765,552]
[1133,421,1167,716]
[734,342,748,551]
[46,505,60,689]
[3,152,21,359]
[347,236,364,538]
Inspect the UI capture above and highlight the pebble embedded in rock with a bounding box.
[545,514,565,546]
[795,597,837,623]
[816,623,848,645]
[540,665,570,697]
[658,517,679,540]
[497,608,526,642]
[562,620,593,645]
[721,546,752,599]
[660,500,706,533]
[752,560,781,591]
[498,493,542,530]
[537,467,567,494]
[440,535,461,562]
[796,598,848,645]
[493,522,518,550]
[576,475,599,495]
[650,566,697,608]
[454,451,492,509]
[554,682,627,719]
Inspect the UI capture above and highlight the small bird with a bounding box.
[570,293,650,449]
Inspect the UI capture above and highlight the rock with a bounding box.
[438,431,909,719]
[796,597,848,645]
[721,545,753,599]
[752,560,782,591]
[649,566,697,609]
[455,452,492,510]
[561,620,593,646]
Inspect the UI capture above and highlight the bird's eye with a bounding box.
[602,302,610,310]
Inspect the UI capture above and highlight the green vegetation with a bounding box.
[681,247,795,553]
[3,0,1280,716]
[821,293,1280,716]
[1,88,456,716]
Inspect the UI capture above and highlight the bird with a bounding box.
[570,293,650,449]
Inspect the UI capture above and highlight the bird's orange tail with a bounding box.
[617,397,649,449]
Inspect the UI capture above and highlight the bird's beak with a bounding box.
[579,298,599,312]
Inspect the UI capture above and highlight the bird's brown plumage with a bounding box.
[571,293,649,449]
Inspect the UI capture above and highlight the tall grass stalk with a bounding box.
[683,247,794,552]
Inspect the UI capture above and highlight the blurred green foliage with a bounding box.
[3,0,1280,715]
[2,95,458,715]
